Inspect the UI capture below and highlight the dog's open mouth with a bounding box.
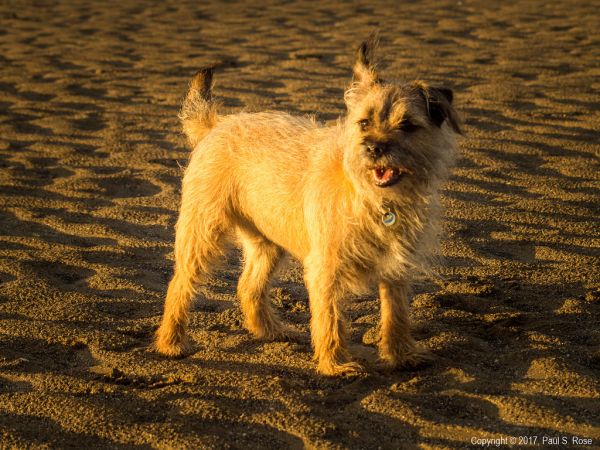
[372,166,408,187]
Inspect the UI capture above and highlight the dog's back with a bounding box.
[189,109,331,258]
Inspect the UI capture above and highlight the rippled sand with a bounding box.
[0,1,598,448]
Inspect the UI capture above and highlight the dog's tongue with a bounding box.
[375,167,395,182]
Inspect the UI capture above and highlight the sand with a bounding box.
[0,0,598,448]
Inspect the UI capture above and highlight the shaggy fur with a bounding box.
[154,38,462,376]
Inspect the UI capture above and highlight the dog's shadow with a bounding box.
[173,260,598,446]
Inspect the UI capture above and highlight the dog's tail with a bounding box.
[179,68,219,148]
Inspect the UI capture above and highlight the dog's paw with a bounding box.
[272,326,307,344]
[153,330,191,358]
[317,359,365,377]
[250,322,305,344]
[377,345,432,371]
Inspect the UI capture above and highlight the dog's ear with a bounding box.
[345,34,381,109]
[352,34,380,87]
[417,83,462,134]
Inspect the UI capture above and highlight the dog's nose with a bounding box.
[366,142,386,158]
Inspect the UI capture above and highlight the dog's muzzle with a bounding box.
[372,166,402,187]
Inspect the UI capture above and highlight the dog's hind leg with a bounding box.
[154,166,229,357]
[236,228,291,340]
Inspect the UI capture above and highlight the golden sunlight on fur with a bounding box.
[155,37,462,376]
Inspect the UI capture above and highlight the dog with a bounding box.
[154,37,462,376]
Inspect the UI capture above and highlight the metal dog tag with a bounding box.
[382,211,396,227]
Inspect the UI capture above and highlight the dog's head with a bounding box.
[343,36,462,198]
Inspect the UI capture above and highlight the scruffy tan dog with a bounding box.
[155,37,461,375]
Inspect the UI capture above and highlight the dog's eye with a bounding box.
[358,119,370,131]
[397,118,420,133]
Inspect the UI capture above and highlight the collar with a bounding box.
[379,200,397,227]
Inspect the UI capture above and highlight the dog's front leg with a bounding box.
[304,261,363,376]
[378,281,429,369]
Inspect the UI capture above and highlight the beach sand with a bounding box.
[0,0,598,448]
